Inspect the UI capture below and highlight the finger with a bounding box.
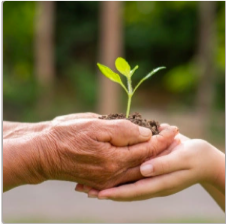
[98,170,191,201]
[83,185,92,193]
[175,133,190,141]
[75,183,85,192]
[144,138,181,161]
[159,123,170,131]
[149,125,179,157]
[140,144,187,177]
[94,119,152,147]
[127,126,178,166]
[75,184,93,193]
[88,189,99,198]
[116,166,143,186]
[97,179,151,201]
[76,184,98,197]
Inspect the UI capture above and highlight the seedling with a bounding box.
[97,57,165,118]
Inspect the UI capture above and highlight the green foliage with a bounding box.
[97,63,126,91]
[65,63,98,110]
[3,1,225,121]
[115,57,131,77]
[3,2,35,77]
[97,57,165,117]
[163,62,198,93]
[133,66,166,94]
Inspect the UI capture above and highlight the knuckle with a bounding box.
[85,112,99,118]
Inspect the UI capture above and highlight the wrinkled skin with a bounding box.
[3,113,178,191]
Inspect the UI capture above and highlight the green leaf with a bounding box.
[132,66,166,95]
[97,63,128,94]
[115,57,131,78]
[130,65,139,77]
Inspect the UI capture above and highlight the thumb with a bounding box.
[127,125,178,165]
[140,142,184,177]
[94,119,152,146]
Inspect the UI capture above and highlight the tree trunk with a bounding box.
[196,1,216,117]
[97,1,124,114]
[34,1,55,118]
[34,1,55,87]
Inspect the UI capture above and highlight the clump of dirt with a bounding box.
[99,112,160,135]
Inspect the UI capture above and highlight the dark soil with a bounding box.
[99,112,160,135]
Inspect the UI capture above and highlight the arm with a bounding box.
[3,136,45,192]
[3,113,100,191]
[3,113,178,192]
[3,120,51,191]
[201,183,225,211]
[3,113,99,139]
[3,121,49,139]
[200,143,225,211]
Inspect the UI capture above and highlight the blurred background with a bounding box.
[3,1,225,223]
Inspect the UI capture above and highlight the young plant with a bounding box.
[97,57,165,118]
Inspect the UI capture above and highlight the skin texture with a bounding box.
[3,113,178,192]
[77,128,225,211]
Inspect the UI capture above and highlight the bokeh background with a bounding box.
[3,1,225,223]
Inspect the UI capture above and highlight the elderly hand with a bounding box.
[3,114,178,192]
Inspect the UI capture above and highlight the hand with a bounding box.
[3,112,99,140]
[73,123,179,192]
[3,115,178,191]
[52,112,100,122]
[37,120,178,190]
[3,112,99,191]
[79,133,225,200]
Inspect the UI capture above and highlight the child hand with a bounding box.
[77,133,225,202]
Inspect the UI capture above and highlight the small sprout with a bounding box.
[97,57,165,118]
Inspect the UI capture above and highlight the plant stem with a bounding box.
[126,77,133,118]
[126,94,132,118]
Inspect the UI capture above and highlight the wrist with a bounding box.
[210,147,225,194]
[3,121,50,139]
[202,142,225,193]
[3,133,47,192]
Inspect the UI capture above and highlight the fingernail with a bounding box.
[171,126,179,133]
[139,126,151,137]
[141,164,153,176]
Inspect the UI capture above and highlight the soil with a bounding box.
[99,112,160,135]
